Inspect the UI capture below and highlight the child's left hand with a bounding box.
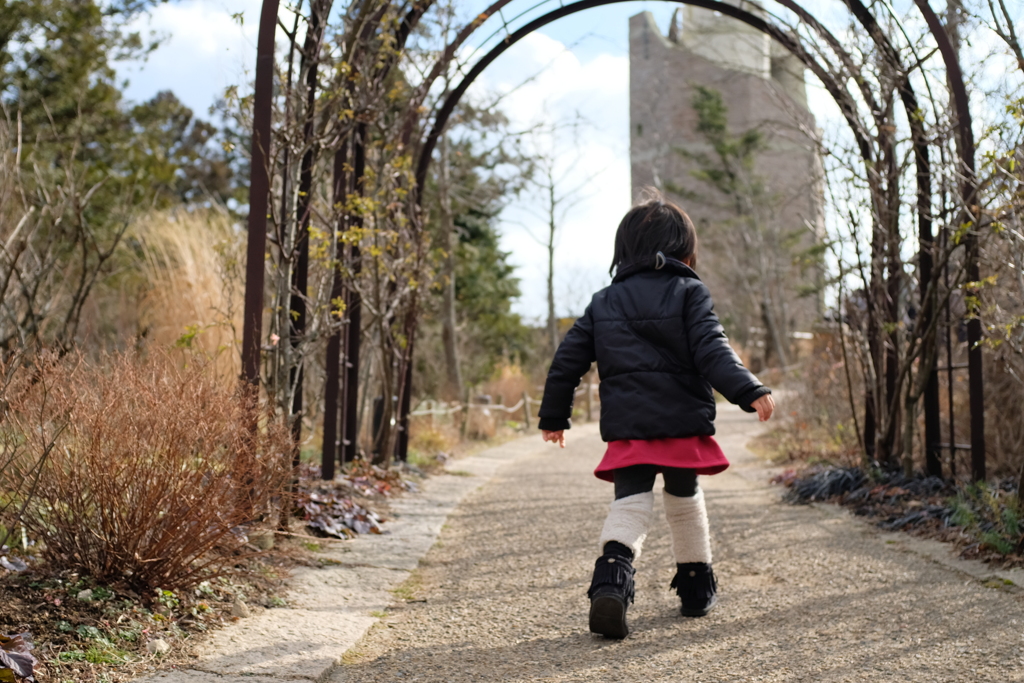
[752,394,775,422]
[542,430,565,448]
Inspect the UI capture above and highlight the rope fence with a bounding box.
[409,380,599,431]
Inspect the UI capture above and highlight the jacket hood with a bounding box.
[612,252,701,284]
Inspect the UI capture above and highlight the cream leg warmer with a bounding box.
[663,488,712,564]
[598,491,654,560]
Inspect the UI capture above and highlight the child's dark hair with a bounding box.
[610,190,698,277]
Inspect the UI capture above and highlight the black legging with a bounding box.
[613,464,698,499]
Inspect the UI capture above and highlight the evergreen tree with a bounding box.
[416,106,532,397]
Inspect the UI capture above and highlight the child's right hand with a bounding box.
[542,430,565,448]
[752,394,775,422]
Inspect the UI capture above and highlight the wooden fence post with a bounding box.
[522,392,531,431]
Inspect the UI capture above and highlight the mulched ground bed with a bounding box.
[774,465,1024,569]
[0,462,417,683]
[0,556,290,682]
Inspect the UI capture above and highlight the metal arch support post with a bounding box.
[235,0,441,462]
[343,124,367,464]
[322,141,349,478]
[241,0,281,388]
[291,0,332,473]
[913,0,985,481]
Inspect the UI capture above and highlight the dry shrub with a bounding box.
[755,327,862,466]
[479,362,532,407]
[465,407,497,440]
[0,352,56,552]
[986,350,1024,480]
[467,362,540,439]
[0,351,291,592]
[408,418,459,457]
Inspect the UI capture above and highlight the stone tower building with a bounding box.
[629,6,823,365]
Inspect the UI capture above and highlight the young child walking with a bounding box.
[537,194,775,639]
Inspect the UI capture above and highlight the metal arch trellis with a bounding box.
[424,0,986,479]
[412,0,978,475]
[239,0,986,478]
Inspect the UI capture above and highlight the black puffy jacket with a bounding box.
[538,257,770,441]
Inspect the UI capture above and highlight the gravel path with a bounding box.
[334,407,1024,682]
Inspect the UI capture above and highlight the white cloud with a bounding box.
[119,0,263,114]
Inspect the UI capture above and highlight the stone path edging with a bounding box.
[134,434,544,683]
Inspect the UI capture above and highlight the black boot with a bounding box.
[587,542,635,639]
[670,562,717,617]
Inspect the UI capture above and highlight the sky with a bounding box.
[116,0,844,323]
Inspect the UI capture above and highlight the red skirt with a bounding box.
[594,436,729,482]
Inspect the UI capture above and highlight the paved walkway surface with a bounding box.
[334,407,1024,682]
[136,436,545,683]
